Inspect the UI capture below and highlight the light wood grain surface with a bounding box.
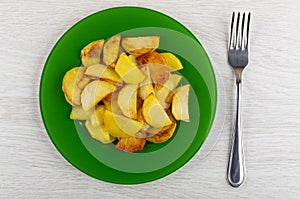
[1,0,300,198]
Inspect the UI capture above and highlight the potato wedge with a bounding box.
[90,105,106,126]
[142,94,172,128]
[81,80,116,111]
[136,52,170,88]
[77,77,91,90]
[108,45,125,69]
[136,107,150,136]
[62,67,85,106]
[102,94,123,115]
[172,85,190,122]
[118,84,138,119]
[147,123,176,143]
[160,52,183,71]
[155,78,173,109]
[147,125,169,135]
[155,74,183,108]
[165,74,183,103]
[169,74,183,87]
[115,53,145,84]
[147,109,176,142]
[121,36,159,56]
[84,64,121,86]
[116,136,146,152]
[103,110,144,138]
[85,120,115,144]
[64,94,73,105]
[80,39,104,67]
[138,66,154,100]
[136,51,170,88]
[149,64,170,89]
[70,106,93,120]
[136,51,166,65]
[103,34,121,67]
[112,46,125,68]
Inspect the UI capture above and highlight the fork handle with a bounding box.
[227,81,246,187]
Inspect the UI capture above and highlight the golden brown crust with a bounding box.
[146,109,177,143]
[62,67,85,106]
[116,136,146,152]
[136,97,143,110]
[146,123,176,143]
[136,51,166,65]
[103,34,121,66]
[136,52,170,87]
[80,39,104,67]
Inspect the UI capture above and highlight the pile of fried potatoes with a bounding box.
[62,34,190,153]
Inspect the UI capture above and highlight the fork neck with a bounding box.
[234,68,244,83]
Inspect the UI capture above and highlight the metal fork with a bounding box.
[227,12,251,188]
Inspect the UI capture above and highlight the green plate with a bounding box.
[40,7,217,184]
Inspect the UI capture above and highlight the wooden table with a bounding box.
[1,0,299,198]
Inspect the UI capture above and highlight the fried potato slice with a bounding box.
[81,80,116,111]
[77,77,91,90]
[103,34,121,67]
[115,53,145,84]
[138,66,154,100]
[136,51,170,88]
[142,94,172,128]
[136,107,150,136]
[103,93,124,115]
[109,46,125,68]
[165,74,183,103]
[85,120,115,144]
[70,106,93,120]
[62,67,85,106]
[121,36,159,56]
[149,64,170,90]
[172,85,190,122]
[160,52,183,71]
[118,84,138,119]
[103,110,144,138]
[146,123,176,143]
[116,136,146,153]
[155,74,183,109]
[80,39,104,67]
[147,109,176,142]
[64,94,73,105]
[84,64,121,86]
[90,105,106,126]
[136,51,166,65]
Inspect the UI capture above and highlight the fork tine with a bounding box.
[234,12,240,49]
[240,13,245,49]
[245,12,251,49]
[229,12,235,49]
